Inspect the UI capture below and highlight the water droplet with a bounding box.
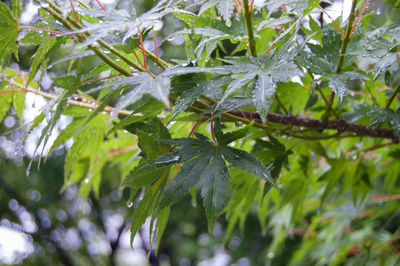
[352,155,357,160]
[40,2,49,8]
[225,20,232,27]
[84,178,90,183]
[127,201,133,208]
[26,160,33,176]
[268,252,274,259]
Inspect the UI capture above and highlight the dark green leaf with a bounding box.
[198,151,229,231]
[161,150,213,208]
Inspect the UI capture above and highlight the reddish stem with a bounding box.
[132,50,146,70]
[95,0,106,11]
[152,28,160,66]
[107,145,138,156]
[266,25,284,55]
[249,0,255,12]
[350,0,370,38]
[189,120,202,137]
[137,27,149,72]
[19,26,77,40]
[0,89,26,94]
[233,0,240,18]
[318,5,345,40]
[68,0,79,23]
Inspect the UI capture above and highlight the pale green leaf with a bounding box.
[27,38,57,87]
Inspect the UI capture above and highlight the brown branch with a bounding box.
[228,110,399,143]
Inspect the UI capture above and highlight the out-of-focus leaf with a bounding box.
[0,85,13,121]
[64,115,107,180]
[12,91,25,124]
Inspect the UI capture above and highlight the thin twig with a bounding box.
[140,48,171,69]
[318,5,345,39]
[385,83,400,109]
[137,27,149,73]
[350,0,370,38]
[266,25,284,55]
[274,93,289,114]
[152,28,160,66]
[323,0,358,122]
[210,112,218,145]
[68,0,79,23]
[364,81,379,107]
[95,0,106,11]
[307,69,339,119]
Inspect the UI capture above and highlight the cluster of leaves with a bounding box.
[1,0,400,263]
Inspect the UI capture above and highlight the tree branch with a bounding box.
[228,110,399,142]
[2,74,398,142]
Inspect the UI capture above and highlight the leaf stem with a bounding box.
[323,0,358,122]
[18,26,67,36]
[68,0,79,23]
[137,27,149,73]
[274,93,289,114]
[243,0,257,57]
[364,81,379,107]
[210,113,218,145]
[152,28,161,67]
[307,69,339,119]
[95,0,106,11]
[140,48,171,69]
[350,0,370,38]
[318,5,345,39]
[385,83,400,109]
